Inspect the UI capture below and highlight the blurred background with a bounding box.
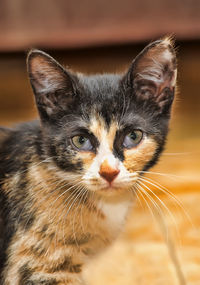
[0,0,200,283]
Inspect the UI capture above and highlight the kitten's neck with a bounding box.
[96,191,133,236]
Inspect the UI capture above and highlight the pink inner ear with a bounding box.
[157,68,177,95]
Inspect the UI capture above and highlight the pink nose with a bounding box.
[99,159,120,183]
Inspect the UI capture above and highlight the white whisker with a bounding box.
[53,185,83,248]
[138,180,178,232]
[135,170,183,180]
[71,187,88,247]
[138,176,194,228]
[135,183,167,234]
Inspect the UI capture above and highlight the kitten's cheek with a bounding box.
[74,152,96,171]
[123,138,158,172]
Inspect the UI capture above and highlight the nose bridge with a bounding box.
[97,128,113,159]
[91,117,120,183]
[98,121,117,157]
[97,120,119,176]
[89,115,117,156]
[98,132,118,169]
[101,153,119,169]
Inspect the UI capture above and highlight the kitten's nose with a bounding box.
[99,159,120,183]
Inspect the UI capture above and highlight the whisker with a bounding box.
[48,180,83,220]
[20,178,65,230]
[61,186,86,230]
[136,184,186,285]
[24,179,82,231]
[71,187,88,247]
[80,190,89,234]
[53,186,82,249]
[163,152,193,156]
[138,180,178,232]
[138,176,194,228]
[23,179,83,249]
[135,170,183,180]
[87,190,100,224]
[54,183,86,246]
[135,183,167,233]
[130,185,144,211]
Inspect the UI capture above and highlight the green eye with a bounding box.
[71,135,93,151]
[123,130,143,149]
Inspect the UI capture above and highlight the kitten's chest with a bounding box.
[98,197,132,235]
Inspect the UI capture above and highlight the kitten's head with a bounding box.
[27,38,177,197]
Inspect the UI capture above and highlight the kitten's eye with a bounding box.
[123,130,143,149]
[71,135,93,151]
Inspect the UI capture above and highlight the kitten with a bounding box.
[0,38,177,284]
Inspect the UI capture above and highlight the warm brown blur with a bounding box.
[1,0,200,51]
[0,0,200,284]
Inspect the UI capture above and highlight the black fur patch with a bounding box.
[19,264,59,285]
[66,233,91,246]
[48,257,82,274]
[18,264,32,285]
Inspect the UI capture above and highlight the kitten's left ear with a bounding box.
[126,38,177,114]
[27,50,78,122]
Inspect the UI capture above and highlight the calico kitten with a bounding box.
[0,38,177,284]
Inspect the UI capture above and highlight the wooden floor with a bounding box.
[0,41,200,284]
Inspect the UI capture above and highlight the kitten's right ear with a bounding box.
[27,50,77,122]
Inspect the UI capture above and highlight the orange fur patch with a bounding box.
[89,115,105,141]
[75,151,96,171]
[89,115,118,150]
[124,137,158,172]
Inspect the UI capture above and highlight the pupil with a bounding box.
[130,132,137,140]
[79,136,86,144]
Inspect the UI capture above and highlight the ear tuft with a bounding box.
[161,35,175,47]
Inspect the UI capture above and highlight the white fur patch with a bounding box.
[98,196,132,234]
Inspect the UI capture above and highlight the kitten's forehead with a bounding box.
[78,74,121,93]
[78,74,124,126]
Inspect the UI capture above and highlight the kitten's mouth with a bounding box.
[98,183,132,194]
[85,177,138,195]
[101,185,117,191]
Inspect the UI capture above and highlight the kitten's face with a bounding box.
[74,114,157,194]
[27,38,177,196]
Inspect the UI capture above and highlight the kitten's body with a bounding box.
[0,39,177,284]
[0,121,132,285]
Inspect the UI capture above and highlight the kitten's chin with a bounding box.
[87,184,133,198]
